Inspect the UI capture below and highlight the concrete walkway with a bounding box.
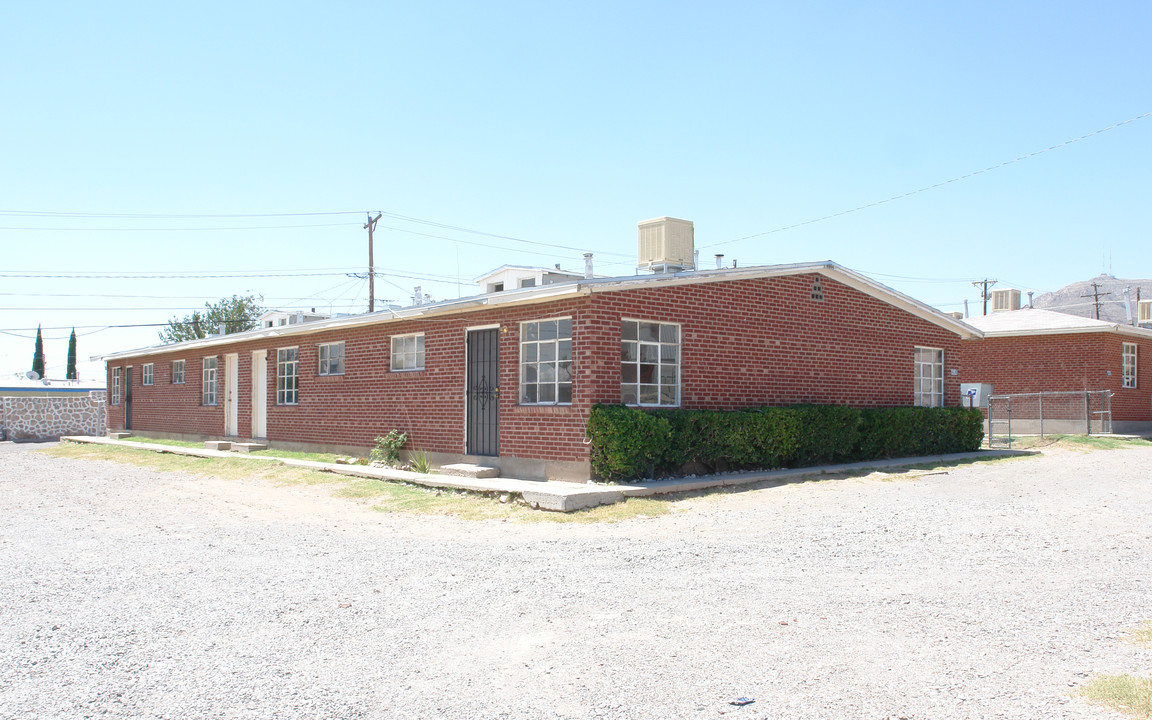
[60,436,1031,512]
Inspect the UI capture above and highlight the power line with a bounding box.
[0,222,361,232]
[0,210,364,219]
[705,109,1152,249]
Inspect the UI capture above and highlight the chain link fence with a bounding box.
[986,390,1113,449]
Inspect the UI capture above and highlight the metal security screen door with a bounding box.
[466,328,499,456]
[124,367,134,430]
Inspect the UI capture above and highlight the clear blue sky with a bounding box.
[2,1,1149,381]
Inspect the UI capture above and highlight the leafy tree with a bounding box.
[31,325,45,378]
[160,294,264,344]
[66,328,78,380]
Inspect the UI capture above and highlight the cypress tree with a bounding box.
[67,328,78,380]
[32,325,45,379]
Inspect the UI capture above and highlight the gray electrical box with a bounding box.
[960,383,993,408]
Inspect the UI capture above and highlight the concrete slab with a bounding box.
[60,436,1036,513]
[440,463,500,479]
[106,432,133,440]
[231,442,267,453]
[204,441,231,451]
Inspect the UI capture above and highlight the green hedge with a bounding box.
[587,404,985,482]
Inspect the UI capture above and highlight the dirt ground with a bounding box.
[1,440,1149,719]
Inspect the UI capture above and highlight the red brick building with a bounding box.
[960,308,1152,433]
[100,261,977,480]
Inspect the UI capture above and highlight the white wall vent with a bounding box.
[637,217,694,273]
[990,288,1021,312]
[1139,299,1152,324]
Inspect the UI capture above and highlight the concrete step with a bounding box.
[204,441,231,451]
[107,432,133,440]
[231,442,267,453]
[439,463,500,479]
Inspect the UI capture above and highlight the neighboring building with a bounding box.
[961,308,1152,433]
[97,225,978,481]
[255,309,331,329]
[475,265,586,294]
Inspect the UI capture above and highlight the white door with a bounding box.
[251,350,267,439]
[224,353,239,436]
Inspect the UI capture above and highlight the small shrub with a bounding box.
[408,449,432,474]
[371,430,407,466]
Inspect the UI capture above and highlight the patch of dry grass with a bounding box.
[1078,674,1152,718]
[42,442,670,522]
[1003,435,1152,452]
[1126,621,1152,649]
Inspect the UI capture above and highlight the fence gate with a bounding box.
[986,390,1113,448]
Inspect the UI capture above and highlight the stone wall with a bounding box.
[0,391,107,442]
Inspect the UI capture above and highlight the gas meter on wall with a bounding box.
[960,383,993,408]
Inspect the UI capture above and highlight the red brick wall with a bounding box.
[959,333,1152,421]
[105,273,966,464]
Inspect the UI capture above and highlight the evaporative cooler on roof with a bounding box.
[637,217,694,273]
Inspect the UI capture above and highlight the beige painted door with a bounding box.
[224,353,239,436]
[251,350,267,439]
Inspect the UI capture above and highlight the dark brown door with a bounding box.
[465,329,499,456]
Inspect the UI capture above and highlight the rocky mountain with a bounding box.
[1031,274,1152,325]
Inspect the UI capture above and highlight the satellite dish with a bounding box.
[25,370,39,380]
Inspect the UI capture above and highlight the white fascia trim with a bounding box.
[980,324,1152,340]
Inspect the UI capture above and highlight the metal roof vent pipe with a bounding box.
[413,286,422,306]
[583,252,594,279]
[1027,290,1034,309]
[693,249,699,270]
[714,253,724,269]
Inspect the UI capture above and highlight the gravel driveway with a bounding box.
[1,441,1150,719]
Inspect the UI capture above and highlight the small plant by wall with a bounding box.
[371,430,408,467]
[587,404,985,482]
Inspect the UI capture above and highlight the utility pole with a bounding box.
[972,279,997,316]
[365,212,382,313]
[1081,282,1112,320]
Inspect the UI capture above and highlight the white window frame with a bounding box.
[1122,342,1137,389]
[390,333,425,371]
[620,319,680,407]
[202,357,217,406]
[318,341,345,376]
[142,363,153,386]
[914,346,944,407]
[111,367,121,405]
[519,317,573,405]
[172,359,185,384]
[277,347,299,405]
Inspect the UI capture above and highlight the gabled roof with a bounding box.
[965,308,1152,340]
[95,261,981,361]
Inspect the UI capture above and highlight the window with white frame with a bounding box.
[1123,342,1138,389]
[621,319,680,406]
[520,318,572,404]
[202,357,217,405]
[111,367,121,405]
[318,341,344,376]
[277,348,299,404]
[914,347,944,407]
[142,363,154,386]
[390,334,424,371]
[172,359,185,384]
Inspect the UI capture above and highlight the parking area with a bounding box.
[1,440,1149,719]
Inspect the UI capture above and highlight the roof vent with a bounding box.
[990,288,1021,312]
[637,217,694,273]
